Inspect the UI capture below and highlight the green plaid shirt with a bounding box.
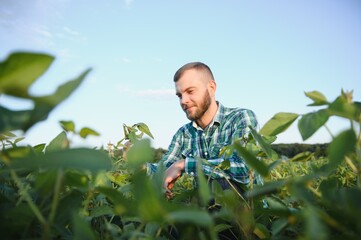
[147,102,262,185]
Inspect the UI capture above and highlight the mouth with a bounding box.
[183,105,195,112]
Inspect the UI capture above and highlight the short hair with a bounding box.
[173,62,214,82]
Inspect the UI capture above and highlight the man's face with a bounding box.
[175,69,212,121]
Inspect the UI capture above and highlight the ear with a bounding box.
[208,80,216,96]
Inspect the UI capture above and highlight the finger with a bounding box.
[166,189,174,199]
[168,182,175,190]
[163,179,170,190]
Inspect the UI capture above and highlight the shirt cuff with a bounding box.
[146,162,157,175]
[184,156,196,175]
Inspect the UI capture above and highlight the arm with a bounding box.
[146,129,184,175]
[147,134,184,192]
[159,131,187,193]
[146,128,187,192]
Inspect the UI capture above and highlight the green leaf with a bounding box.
[211,179,224,201]
[245,180,287,199]
[196,157,212,206]
[90,205,114,218]
[9,148,112,173]
[0,106,32,132]
[1,146,34,159]
[234,142,269,177]
[305,91,329,106]
[34,170,57,194]
[250,126,278,160]
[59,120,75,132]
[136,122,154,139]
[72,213,96,240]
[46,131,69,152]
[14,137,25,144]
[167,209,213,227]
[0,131,16,139]
[0,52,54,98]
[0,52,91,133]
[298,109,329,140]
[0,68,91,133]
[290,176,318,203]
[96,186,131,208]
[128,130,137,143]
[93,170,111,188]
[328,96,361,121]
[214,224,233,234]
[34,68,91,106]
[79,127,100,138]
[1,203,35,233]
[327,129,356,170]
[253,223,270,239]
[33,143,46,154]
[54,191,83,228]
[260,112,299,136]
[131,172,168,222]
[288,151,314,162]
[271,218,289,236]
[218,159,230,170]
[318,177,340,205]
[65,170,89,189]
[336,188,361,220]
[145,222,160,236]
[126,139,154,170]
[265,196,289,212]
[303,206,328,240]
[26,69,91,132]
[106,171,129,186]
[219,145,234,158]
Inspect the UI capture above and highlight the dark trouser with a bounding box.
[212,178,245,196]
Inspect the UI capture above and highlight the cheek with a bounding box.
[207,89,214,98]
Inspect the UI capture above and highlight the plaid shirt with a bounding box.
[147,102,262,185]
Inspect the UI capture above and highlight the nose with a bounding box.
[180,94,189,105]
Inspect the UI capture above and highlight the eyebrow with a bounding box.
[176,87,196,97]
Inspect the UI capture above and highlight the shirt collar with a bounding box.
[191,101,224,130]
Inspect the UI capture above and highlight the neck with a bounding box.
[196,101,218,129]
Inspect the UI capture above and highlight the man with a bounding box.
[147,62,262,196]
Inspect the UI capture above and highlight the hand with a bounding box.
[164,159,185,197]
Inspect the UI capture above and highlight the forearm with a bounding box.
[146,147,182,175]
[184,156,250,184]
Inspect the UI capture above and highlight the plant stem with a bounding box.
[155,226,162,238]
[223,177,251,209]
[324,124,334,139]
[130,222,145,240]
[307,184,321,198]
[48,169,63,224]
[345,156,358,174]
[10,170,46,225]
[319,209,355,239]
[208,165,251,209]
[82,188,94,216]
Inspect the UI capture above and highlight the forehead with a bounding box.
[175,69,206,89]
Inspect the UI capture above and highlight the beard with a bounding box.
[184,90,211,121]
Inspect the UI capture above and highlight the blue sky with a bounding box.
[1,0,360,149]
